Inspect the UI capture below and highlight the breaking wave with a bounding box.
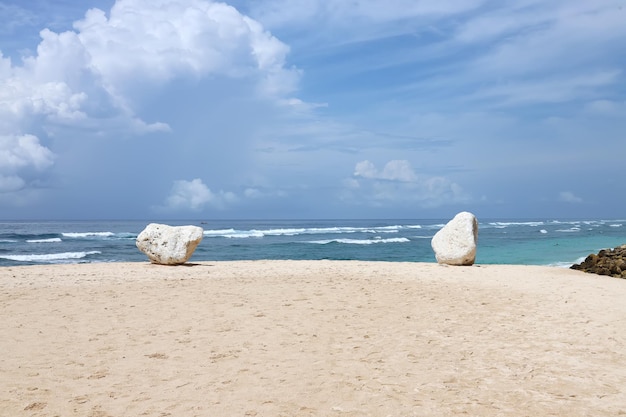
[0,251,101,263]
[308,237,410,245]
[63,232,118,238]
[203,225,424,239]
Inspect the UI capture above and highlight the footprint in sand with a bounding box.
[146,353,169,359]
[24,402,46,411]
[88,369,109,379]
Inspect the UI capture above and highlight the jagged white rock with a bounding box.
[136,223,203,265]
[431,212,478,266]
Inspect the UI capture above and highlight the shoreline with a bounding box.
[2,218,624,267]
[2,261,625,416]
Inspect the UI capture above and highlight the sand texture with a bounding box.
[1,261,625,416]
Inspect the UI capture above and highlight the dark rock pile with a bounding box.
[570,245,626,278]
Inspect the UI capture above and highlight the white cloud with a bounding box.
[243,187,287,199]
[559,191,583,203]
[354,160,418,182]
[342,177,360,189]
[353,160,378,179]
[0,77,88,124]
[1,41,90,133]
[0,134,55,171]
[348,160,468,207]
[353,1,626,110]
[73,0,298,96]
[0,3,37,34]
[0,134,55,193]
[159,178,237,211]
[456,6,536,44]
[466,2,626,76]
[0,0,302,202]
[0,175,25,193]
[1,0,300,134]
[277,98,328,113]
[250,0,483,28]
[583,99,626,116]
[467,70,621,106]
[456,2,626,110]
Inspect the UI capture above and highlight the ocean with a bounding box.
[0,219,624,267]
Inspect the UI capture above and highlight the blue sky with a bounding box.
[0,0,624,220]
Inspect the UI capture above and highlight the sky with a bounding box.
[0,0,625,220]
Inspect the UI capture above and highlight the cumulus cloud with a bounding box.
[559,191,583,203]
[0,175,25,193]
[354,160,418,182]
[73,0,298,96]
[0,134,55,193]
[348,160,467,207]
[0,0,301,203]
[0,134,55,171]
[158,178,237,211]
[1,0,299,127]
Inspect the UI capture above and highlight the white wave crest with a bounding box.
[0,251,101,262]
[308,237,410,245]
[204,225,406,238]
[63,232,115,238]
[548,261,577,268]
[551,256,588,268]
[556,227,581,233]
[488,221,544,227]
[204,229,265,238]
[27,238,62,243]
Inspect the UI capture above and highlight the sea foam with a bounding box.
[0,251,101,263]
[308,237,410,245]
[556,227,581,233]
[203,225,406,238]
[488,221,544,227]
[62,232,116,238]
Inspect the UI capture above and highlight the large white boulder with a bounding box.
[136,223,203,265]
[431,212,478,266]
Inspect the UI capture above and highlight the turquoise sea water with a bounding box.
[0,219,624,267]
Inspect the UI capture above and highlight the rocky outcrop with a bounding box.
[136,223,203,265]
[431,212,478,266]
[570,245,626,278]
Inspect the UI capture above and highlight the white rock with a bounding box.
[136,223,203,265]
[431,212,478,266]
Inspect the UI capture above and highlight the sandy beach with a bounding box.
[1,261,625,416]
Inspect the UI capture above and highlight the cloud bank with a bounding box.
[0,134,55,193]
[1,0,624,218]
[0,0,299,207]
[157,178,237,212]
[347,160,467,208]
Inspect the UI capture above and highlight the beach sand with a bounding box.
[1,261,625,416]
